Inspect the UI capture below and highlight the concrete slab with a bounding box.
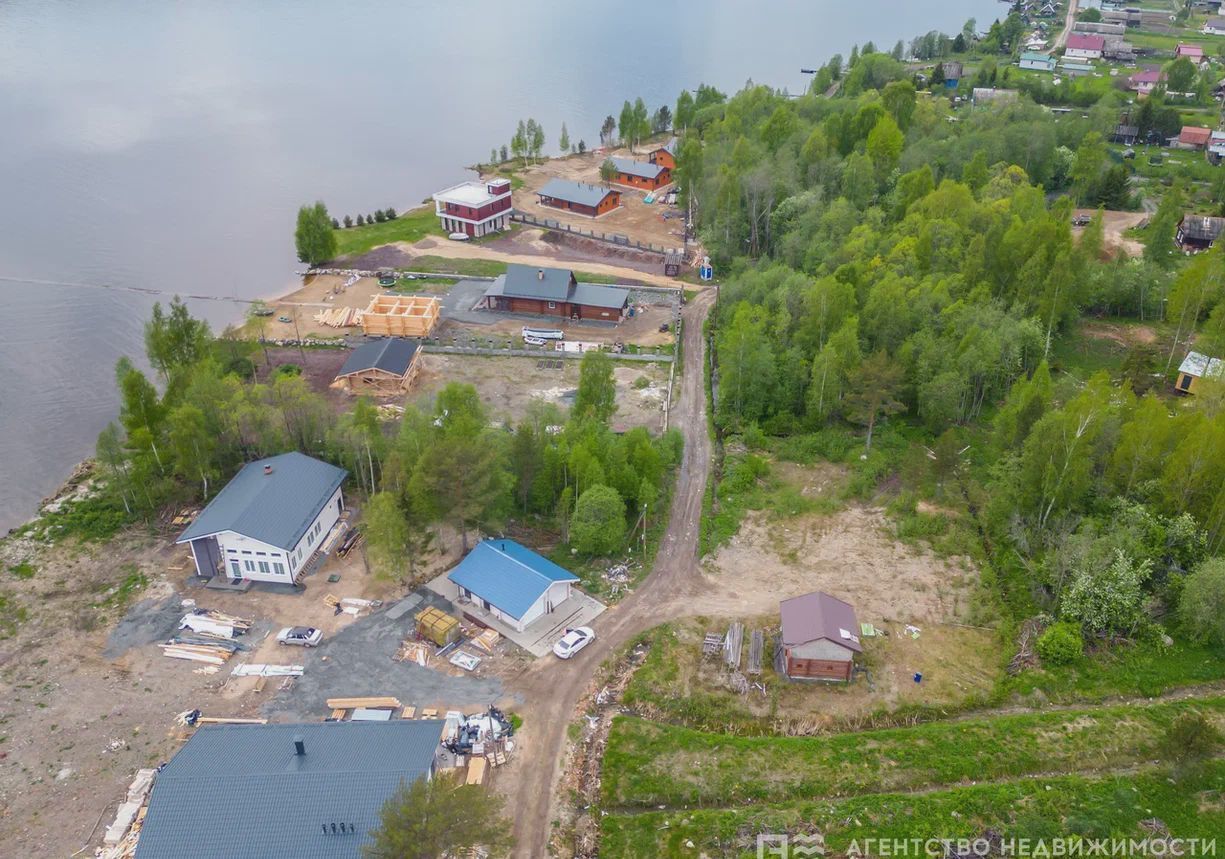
[425,571,606,658]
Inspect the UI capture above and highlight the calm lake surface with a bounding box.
[0,0,1006,530]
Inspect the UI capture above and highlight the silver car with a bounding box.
[276,626,323,647]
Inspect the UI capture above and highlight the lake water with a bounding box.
[0,0,1006,531]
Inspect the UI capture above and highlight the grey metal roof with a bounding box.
[501,264,575,301]
[572,282,630,310]
[176,452,346,550]
[134,721,444,859]
[1180,214,1225,242]
[1179,350,1225,379]
[337,338,419,378]
[536,177,616,208]
[779,591,862,653]
[610,156,666,180]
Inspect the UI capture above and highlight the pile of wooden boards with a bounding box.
[394,640,431,666]
[179,609,253,640]
[469,628,501,653]
[313,306,362,327]
[232,664,304,677]
[160,640,237,665]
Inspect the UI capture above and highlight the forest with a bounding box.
[677,51,1225,655]
[49,300,679,586]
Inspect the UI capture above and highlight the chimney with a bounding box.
[537,269,544,280]
[294,734,305,756]
[264,464,273,476]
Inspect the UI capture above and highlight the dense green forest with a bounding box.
[676,54,1225,653]
[38,300,678,585]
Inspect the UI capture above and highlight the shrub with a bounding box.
[386,207,397,219]
[632,375,651,390]
[1179,558,1225,646]
[1037,622,1084,666]
[571,485,627,555]
[274,363,302,377]
[1158,711,1221,769]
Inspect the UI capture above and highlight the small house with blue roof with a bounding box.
[176,452,346,584]
[447,539,579,632]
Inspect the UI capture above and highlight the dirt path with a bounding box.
[505,289,715,858]
[1051,0,1080,52]
[405,236,688,289]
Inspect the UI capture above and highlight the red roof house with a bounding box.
[1176,43,1205,61]
[1178,126,1213,149]
[1065,33,1105,59]
[1128,67,1165,95]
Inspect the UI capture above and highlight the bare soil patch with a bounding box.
[1073,209,1147,259]
[1080,319,1159,347]
[408,354,669,433]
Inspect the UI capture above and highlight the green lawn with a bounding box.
[333,206,441,258]
[599,761,1225,858]
[601,697,1225,808]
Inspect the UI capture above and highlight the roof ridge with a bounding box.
[486,541,555,588]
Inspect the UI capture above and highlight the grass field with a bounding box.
[602,697,1225,808]
[599,761,1225,857]
[333,206,441,258]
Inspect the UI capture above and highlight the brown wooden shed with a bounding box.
[333,338,422,395]
[778,591,862,681]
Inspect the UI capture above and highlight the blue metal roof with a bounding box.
[134,721,443,859]
[447,540,578,620]
[337,338,419,378]
[176,452,346,551]
[536,177,616,208]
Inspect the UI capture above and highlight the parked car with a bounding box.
[552,626,595,659]
[276,626,323,647]
[1071,214,1091,227]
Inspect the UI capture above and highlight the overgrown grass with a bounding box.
[333,206,441,258]
[600,761,1225,857]
[94,567,148,611]
[602,697,1225,808]
[0,592,27,638]
[8,562,35,580]
[1000,638,1225,703]
[23,492,139,543]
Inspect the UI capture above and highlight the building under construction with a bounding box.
[359,294,441,337]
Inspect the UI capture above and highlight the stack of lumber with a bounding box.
[231,664,304,677]
[100,768,157,855]
[160,641,236,665]
[179,609,253,639]
[313,306,362,327]
[723,622,744,669]
[466,756,487,785]
[326,696,402,711]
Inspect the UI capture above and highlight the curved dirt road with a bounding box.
[506,288,715,857]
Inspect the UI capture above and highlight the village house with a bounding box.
[431,177,512,238]
[1111,123,1140,145]
[1102,8,1143,28]
[448,539,580,633]
[481,263,630,321]
[1176,351,1224,394]
[1176,213,1225,251]
[609,156,671,191]
[332,337,422,395]
[1176,42,1205,62]
[535,177,621,217]
[133,721,443,858]
[1102,37,1136,62]
[1175,126,1213,150]
[1064,33,1105,60]
[176,452,346,584]
[1208,130,1225,164]
[647,137,678,170]
[1020,51,1057,72]
[941,60,964,88]
[1128,67,1165,96]
[1204,17,1225,36]
[777,591,862,682]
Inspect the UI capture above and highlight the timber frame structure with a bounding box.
[360,294,441,337]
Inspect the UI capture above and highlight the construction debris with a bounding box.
[416,606,461,646]
[394,640,430,666]
[100,768,156,853]
[339,597,382,617]
[178,609,253,639]
[231,664,304,677]
[702,632,723,656]
[449,651,481,672]
[470,628,501,653]
[728,672,749,695]
[326,696,402,711]
[723,622,744,669]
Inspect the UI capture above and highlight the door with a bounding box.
[229,560,241,579]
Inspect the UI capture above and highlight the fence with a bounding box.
[511,212,673,256]
[421,344,673,363]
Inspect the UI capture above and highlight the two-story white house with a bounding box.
[176,452,347,584]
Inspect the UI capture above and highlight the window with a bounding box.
[274,563,285,576]
[547,301,557,309]
[244,560,255,573]
[258,561,270,575]
[226,548,237,554]
[1179,374,1194,391]
[241,550,252,555]
[256,551,267,556]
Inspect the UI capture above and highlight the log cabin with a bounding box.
[778,591,862,682]
[535,178,620,217]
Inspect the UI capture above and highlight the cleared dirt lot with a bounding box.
[509,148,687,249]
[409,354,670,433]
[1073,208,1147,258]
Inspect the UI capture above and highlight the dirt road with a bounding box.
[406,236,686,288]
[1051,0,1080,52]
[505,289,715,857]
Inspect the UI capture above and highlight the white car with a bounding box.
[552,626,595,659]
[276,626,323,647]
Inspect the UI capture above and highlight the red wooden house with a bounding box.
[536,178,620,217]
[648,137,678,171]
[481,264,629,321]
[778,592,862,682]
[610,156,671,191]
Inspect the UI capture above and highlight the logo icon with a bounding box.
[757,832,825,858]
